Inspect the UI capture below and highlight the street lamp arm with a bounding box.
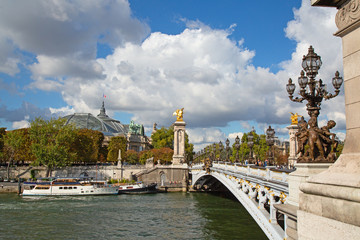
[324,90,340,100]
[288,95,305,103]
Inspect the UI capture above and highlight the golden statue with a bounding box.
[290,112,302,125]
[173,108,184,121]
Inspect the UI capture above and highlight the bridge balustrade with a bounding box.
[190,161,294,240]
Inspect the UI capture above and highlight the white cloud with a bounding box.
[49,106,75,116]
[0,0,149,82]
[12,120,30,129]
[187,127,227,151]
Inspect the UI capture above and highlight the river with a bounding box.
[0,192,267,239]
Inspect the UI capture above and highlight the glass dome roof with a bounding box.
[63,102,127,136]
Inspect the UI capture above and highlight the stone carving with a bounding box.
[295,116,339,163]
[173,108,184,121]
[290,112,301,125]
[335,0,360,30]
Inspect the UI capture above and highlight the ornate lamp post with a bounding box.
[225,138,230,162]
[286,46,343,162]
[266,126,275,166]
[234,136,240,162]
[241,138,244,162]
[212,143,217,162]
[247,131,254,164]
[218,141,224,161]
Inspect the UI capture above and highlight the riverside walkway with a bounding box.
[190,161,293,240]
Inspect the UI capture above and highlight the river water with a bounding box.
[0,192,267,240]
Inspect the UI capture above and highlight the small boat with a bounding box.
[22,177,119,196]
[117,182,157,194]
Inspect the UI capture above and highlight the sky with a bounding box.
[0,0,345,151]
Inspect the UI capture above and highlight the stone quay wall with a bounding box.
[0,165,146,182]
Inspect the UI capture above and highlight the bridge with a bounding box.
[190,161,293,240]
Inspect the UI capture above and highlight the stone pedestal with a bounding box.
[296,1,360,238]
[287,125,299,168]
[172,120,186,165]
[287,163,332,207]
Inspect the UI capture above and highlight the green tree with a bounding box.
[151,126,174,149]
[139,150,154,165]
[0,128,7,163]
[72,129,104,164]
[107,136,127,163]
[126,150,139,164]
[29,117,77,177]
[253,134,268,161]
[231,132,269,163]
[4,128,34,179]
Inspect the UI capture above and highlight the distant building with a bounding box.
[63,102,150,152]
[274,137,289,155]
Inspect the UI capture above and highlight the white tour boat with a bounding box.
[22,177,119,196]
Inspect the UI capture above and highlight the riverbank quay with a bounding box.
[0,182,19,193]
[1,164,190,193]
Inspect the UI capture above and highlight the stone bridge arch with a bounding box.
[191,169,285,240]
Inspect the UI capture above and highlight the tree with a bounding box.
[126,150,139,164]
[184,133,194,164]
[151,126,174,149]
[139,150,154,165]
[0,128,7,163]
[107,136,127,163]
[3,128,35,179]
[72,129,104,164]
[231,132,269,163]
[29,117,77,177]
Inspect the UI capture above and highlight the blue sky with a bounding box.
[0,0,344,151]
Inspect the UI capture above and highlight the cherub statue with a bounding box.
[290,112,302,125]
[318,120,338,161]
[173,108,184,121]
[296,117,308,157]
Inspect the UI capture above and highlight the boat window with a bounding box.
[35,186,50,190]
[74,187,77,189]
[69,187,72,189]
[81,191,84,193]
[91,190,94,192]
[59,187,63,189]
[64,187,68,189]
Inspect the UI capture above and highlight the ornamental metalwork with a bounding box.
[286,46,343,163]
[234,136,240,162]
[247,128,256,163]
[225,138,230,162]
[266,126,275,165]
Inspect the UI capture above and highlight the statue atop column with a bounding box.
[172,108,186,165]
[173,108,184,121]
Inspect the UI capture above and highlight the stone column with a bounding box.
[287,125,299,168]
[297,1,360,239]
[172,120,186,165]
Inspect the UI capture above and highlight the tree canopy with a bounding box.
[29,117,77,176]
[107,136,127,163]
